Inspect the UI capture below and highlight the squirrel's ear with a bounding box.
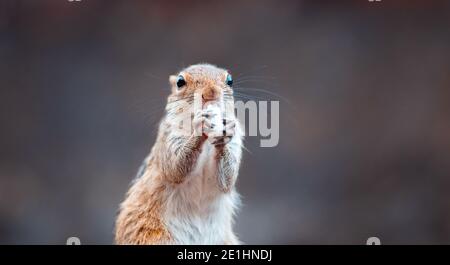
[169,75,178,93]
[169,75,177,86]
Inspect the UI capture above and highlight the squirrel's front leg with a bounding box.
[206,117,242,192]
[161,110,208,184]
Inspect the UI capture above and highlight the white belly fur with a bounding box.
[163,142,239,244]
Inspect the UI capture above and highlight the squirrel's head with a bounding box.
[167,64,234,109]
[164,64,236,136]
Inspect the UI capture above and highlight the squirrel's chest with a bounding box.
[163,143,236,244]
[191,142,217,178]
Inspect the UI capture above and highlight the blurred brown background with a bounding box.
[1,0,450,244]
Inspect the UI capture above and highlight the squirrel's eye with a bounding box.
[176,75,186,88]
[226,74,233,86]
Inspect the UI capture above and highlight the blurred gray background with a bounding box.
[1,0,450,244]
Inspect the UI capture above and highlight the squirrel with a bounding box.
[115,64,243,245]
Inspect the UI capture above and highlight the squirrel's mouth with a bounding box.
[202,94,221,103]
[201,95,223,108]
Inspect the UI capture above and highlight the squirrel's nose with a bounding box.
[202,86,221,102]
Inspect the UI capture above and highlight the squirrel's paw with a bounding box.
[193,108,219,137]
[208,118,236,146]
[193,109,207,137]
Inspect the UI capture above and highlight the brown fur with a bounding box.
[115,168,171,244]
